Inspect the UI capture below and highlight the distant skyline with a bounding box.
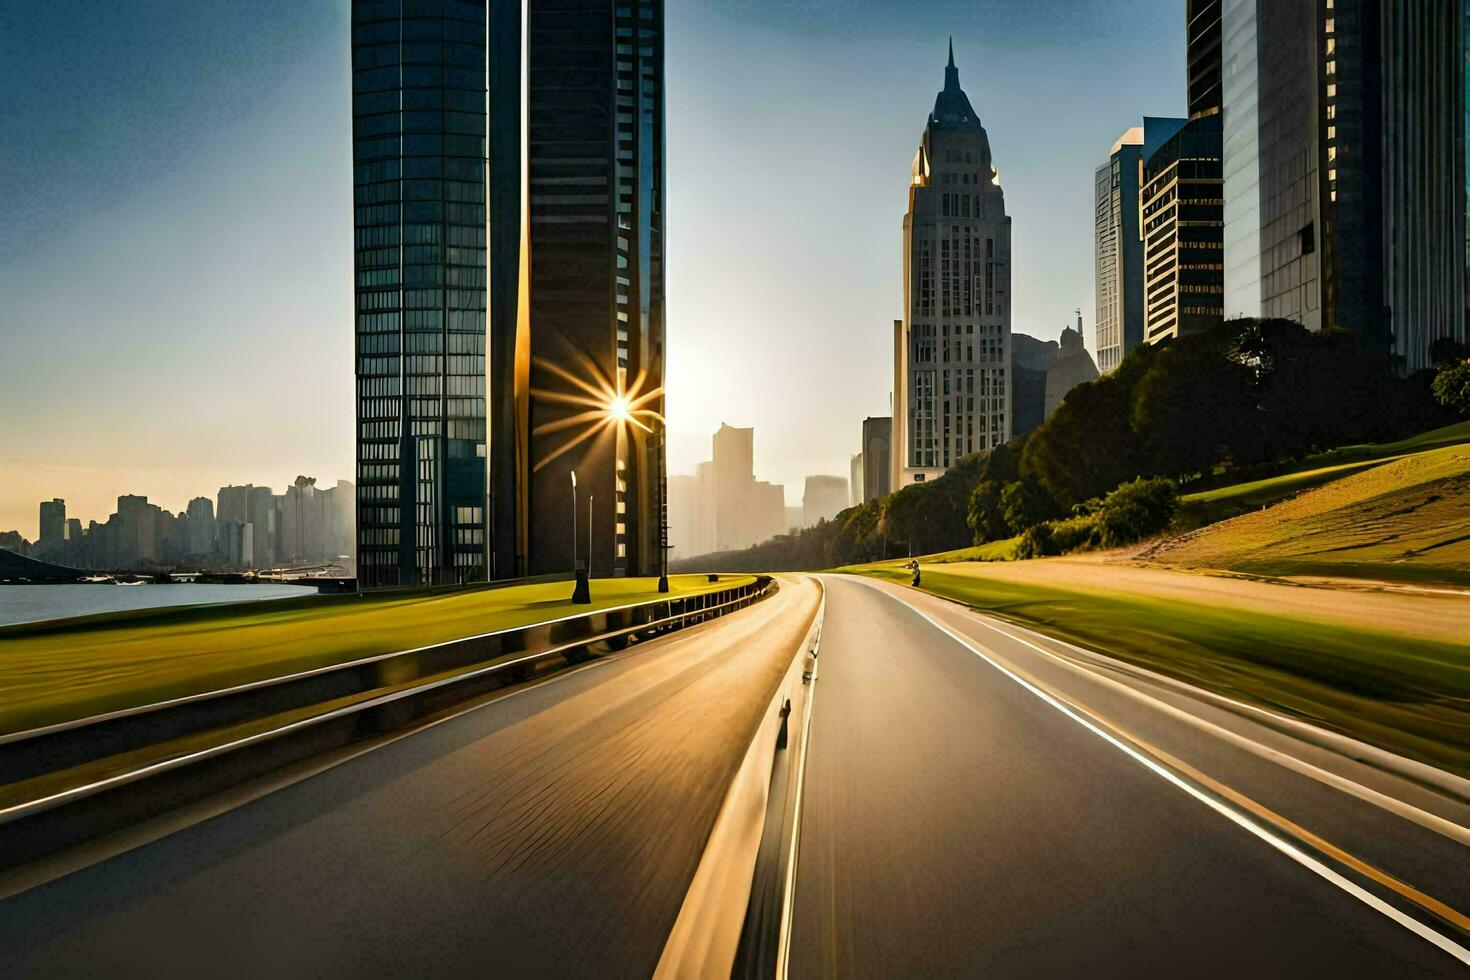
[0,1,1185,539]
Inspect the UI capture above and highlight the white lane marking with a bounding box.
[938,592,1470,804]
[838,576,1470,967]
[922,601,1470,845]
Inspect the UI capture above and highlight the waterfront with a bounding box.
[0,584,320,627]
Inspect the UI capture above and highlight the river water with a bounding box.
[0,584,320,627]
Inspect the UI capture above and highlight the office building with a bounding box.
[1140,114,1225,345]
[351,1,669,585]
[896,42,1012,488]
[665,474,701,561]
[861,416,892,504]
[1218,0,1468,370]
[849,454,863,508]
[803,476,849,528]
[524,1,666,578]
[1220,0,1263,318]
[38,499,65,552]
[711,423,753,552]
[186,497,215,558]
[351,1,491,587]
[751,481,786,547]
[1094,128,1145,372]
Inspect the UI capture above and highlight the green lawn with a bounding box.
[848,565,1470,777]
[0,574,752,736]
[1179,420,1470,526]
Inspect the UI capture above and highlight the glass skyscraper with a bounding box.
[351,0,667,587]
[524,0,666,578]
[352,1,490,587]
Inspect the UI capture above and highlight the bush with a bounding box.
[1094,477,1179,547]
[1432,361,1470,418]
[1049,514,1101,553]
[1014,523,1057,559]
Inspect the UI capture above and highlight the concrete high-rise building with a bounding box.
[1140,114,1225,346]
[38,499,65,552]
[665,474,701,561]
[115,495,158,567]
[849,454,864,508]
[896,42,1011,488]
[186,497,215,558]
[1094,128,1145,372]
[711,423,754,552]
[861,416,892,504]
[751,481,786,547]
[524,1,666,579]
[351,1,492,588]
[803,476,849,528]
[695,460,716,557]
[1218,0,1468,371]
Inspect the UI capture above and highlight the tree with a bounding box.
[1432,361,1470,418]
[998,480,1056,537]
[966,480,1008,544]
[1130,327,1259,476]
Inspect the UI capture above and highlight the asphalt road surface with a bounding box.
[788,574,1467,977]
[0,578,819,979]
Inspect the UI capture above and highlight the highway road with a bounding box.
[0,578,820,978]
[788,574,1469,977]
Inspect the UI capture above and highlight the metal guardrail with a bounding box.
[0,576,774,874]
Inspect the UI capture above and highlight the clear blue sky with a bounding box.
[0,0,1185,538]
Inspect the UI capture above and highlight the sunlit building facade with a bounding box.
[1140,114,1225,346]
[897,42,1011,487]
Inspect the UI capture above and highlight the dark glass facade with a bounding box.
[1242,0,1467,370]
[352,0,490,588]
[524,0,665,578]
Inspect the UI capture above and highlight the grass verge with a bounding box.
[845,565,1470,777]
[0,574,752,736]
[1178,419,1470,527]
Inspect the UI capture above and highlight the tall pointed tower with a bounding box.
[894,40,1012,490]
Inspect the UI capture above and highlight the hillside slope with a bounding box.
[1144,444,1470,585]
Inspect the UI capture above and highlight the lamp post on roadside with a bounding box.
[571,469,590,604]
[657,415,669,593]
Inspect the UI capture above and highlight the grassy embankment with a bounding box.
[0,574,752,737]
[842,562,1470,776]
[1176,419,1470,527]
[1151,442,1470,585]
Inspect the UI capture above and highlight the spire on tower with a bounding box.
[943,36,960,91]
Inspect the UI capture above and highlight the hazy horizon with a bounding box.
[0,1,1185,539]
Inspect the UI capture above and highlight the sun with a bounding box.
[608,394,632,423]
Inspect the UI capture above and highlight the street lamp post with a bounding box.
[657,416,669,593]
[571,469,590,604]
